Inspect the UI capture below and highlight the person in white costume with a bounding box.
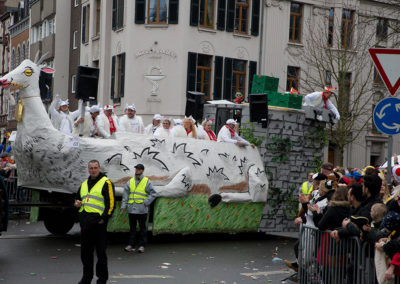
[154,118,173,137]
[217,119,254,148]
[199,119,217,141]
[97,105,119,139]
[145,114,162,135]
[49,94,80,135]
[170,119,182,137]
[73,105,101,137]
[304,86,340,120]
[174,117,197,138]
[119,104,145,134]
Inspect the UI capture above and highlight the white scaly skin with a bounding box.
[0,59,54,132]
[0,60,269,203]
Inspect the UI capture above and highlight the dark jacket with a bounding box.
[338,195,382,239]
[386,199,400,215]
[317,200,351,231]
[76,172,116,228]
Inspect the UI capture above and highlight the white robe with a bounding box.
[145,123,161,135]
[119,115,144,134]
[217,126,250,145]
[49,100,80,135]
[97,113,119,139]
[154,127,173,137]
[72,112,98,137]
[172,125,196,138]
[304,91,340,120]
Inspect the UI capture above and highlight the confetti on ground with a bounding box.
[158,266,169,269]
[50,256,57,259]
[169,251,177,254]
[30,273,36,276]
[162,263,171,266]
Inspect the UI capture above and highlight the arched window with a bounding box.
[22,43,25,60]
[17,45,21,66]
[11,48,15,69]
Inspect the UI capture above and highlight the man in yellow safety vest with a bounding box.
[299,172,314,196]
[74,160,115,284]
[121,163,157,253]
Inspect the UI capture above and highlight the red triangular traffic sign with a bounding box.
[369,48,400,96]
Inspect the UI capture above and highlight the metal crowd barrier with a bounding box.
[298,224,400,284]
[4,175,32,215]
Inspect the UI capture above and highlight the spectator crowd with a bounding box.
[285,158,400,283]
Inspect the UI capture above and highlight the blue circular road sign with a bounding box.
[373,97,400,135]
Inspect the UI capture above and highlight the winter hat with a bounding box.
[59,99,69,107]
[89,105,101,113]
[313,173,327,181]
[350,216,369,229]
[104,105,115,111]
[173,119,183,126]
[393,165,400,183]
[153,114,162,121]
[125,104,136,111]
[381,211,400,232]
[226,119,237,125]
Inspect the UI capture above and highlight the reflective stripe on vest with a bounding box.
[79,176,109,215]
[301,181,313,195]
[128,177,149,204]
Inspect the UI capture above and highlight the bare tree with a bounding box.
[293,4,400,166]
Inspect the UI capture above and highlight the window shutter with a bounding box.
[111,56,116,100]
[190,0,199,27]
[251,0,260,36]
[217,0,226,31]
[226,0,235,32]
[187,52,197,92]
[112,0,117,30]
[223,57,233,100]
[118,0,124,28]
[169,0,179,24]
[82,5,86,43]
[213,56,223,100]
[120,53,126,98]
[135,0,146,24]
[248,61,257,95]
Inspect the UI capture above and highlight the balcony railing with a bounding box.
[9,17,29,38]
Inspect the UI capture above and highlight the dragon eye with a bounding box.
[24,69,33,76]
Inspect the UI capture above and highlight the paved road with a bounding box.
[0,220,297,284]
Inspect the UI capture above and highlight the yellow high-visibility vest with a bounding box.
[301,181,313,195]
[128,177,149,204]
[79,176,109,215]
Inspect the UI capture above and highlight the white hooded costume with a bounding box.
[72,105,101,137]
[96,105,119,139]
[217,119,250,145]
[304,90,340,120]
[49,95,80,135]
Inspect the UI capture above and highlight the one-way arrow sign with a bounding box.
[369,48,400,96]
[374,97,400,135]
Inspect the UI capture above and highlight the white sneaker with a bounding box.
[138,246,145,253]
[124,245,136,252]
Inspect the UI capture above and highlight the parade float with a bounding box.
[0,59,268,235]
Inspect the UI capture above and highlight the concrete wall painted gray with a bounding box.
[241,106,328,232]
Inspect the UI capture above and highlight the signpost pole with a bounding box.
[387,135,393,188]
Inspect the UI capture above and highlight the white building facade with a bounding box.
[79,0,400,169]
[80,0,261,119]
